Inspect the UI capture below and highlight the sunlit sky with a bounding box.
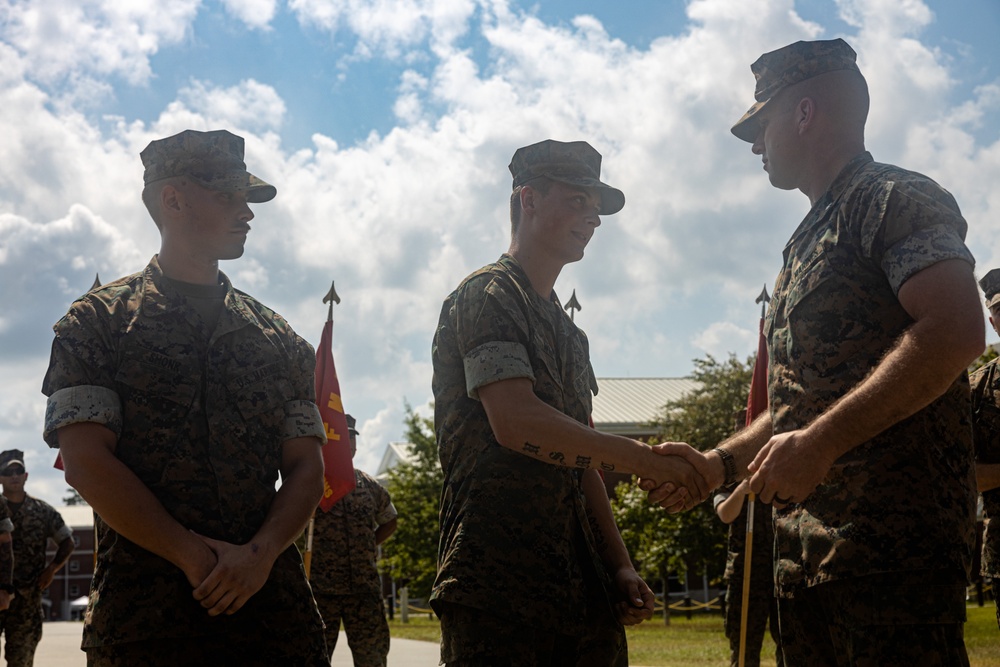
[2,0,999,506]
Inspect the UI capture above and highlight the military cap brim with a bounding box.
[731,38,861,143]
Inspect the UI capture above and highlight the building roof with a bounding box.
[54,505,96,528]
[376,441,417,480]
[591,377,700,436]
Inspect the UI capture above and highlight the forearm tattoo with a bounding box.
[585,505,609,554]
[520,442,615,472]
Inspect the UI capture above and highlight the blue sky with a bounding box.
[1,0,999,506]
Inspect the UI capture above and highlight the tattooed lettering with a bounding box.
[522,442,540,456]
[575,455,592,469]
[548,451,566,464]
[585,505,609,554]
[600,461,615,472]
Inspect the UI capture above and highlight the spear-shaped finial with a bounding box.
[323,280,341,322]
[564,289,582,322]
[755,284,770,319]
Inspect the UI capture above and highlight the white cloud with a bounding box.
[0,0,199,91]
[220,0,277,30]
[692,321,758,359]
[289,0,476,58]
[176,79,287,134]
[2,0,999,506]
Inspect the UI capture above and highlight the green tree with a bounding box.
[972,344,998,372]
[612,353,754,595]
[62,487,87,506]
[381,403,442,599]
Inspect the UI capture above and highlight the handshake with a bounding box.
[635,425,831,511]
[634,443,727,513]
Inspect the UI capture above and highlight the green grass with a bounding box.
[390,605,1000,666]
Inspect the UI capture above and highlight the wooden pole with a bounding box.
[303,514,315,579]
[737,493,755,667]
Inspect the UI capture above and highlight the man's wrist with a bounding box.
[711,447,737,488]
[0,584,14,594]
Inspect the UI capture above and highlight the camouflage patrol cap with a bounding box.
[0,449,25,473]
[731,38,861,143]
[346,414,359,436]
[509,139,625,215]
[140,129,276,203]
[980,268,1000,309]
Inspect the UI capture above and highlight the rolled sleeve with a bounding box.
[377,500,398,526]
[463,340,534,399]
[283,399,327,444]
[53,524,74,544]
[882,226,974,295]
[43,385,122,447]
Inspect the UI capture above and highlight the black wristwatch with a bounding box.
[712,447,737,487]
[0,584,14,594]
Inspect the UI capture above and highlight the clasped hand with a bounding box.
[636,442,714,512]
[183,533,276,617]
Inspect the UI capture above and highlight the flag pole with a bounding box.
[738,285,770,667]
[303,509,316,579]
[304,280,344,578]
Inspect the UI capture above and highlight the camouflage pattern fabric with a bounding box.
[140,128,275,203]
[732,38,860,142]
[970,357,1000,581]
[0,496,12,536]
[41,255,327,655]
[765,152,977,601]
[314,589,389,666]
[7,494,72,589]
[776,571,969,667]
[0,495,71,666]
[438,593,627,667]
[431,254,623,649]
[507,139,625,215]
[84,630,329,667]
[718,496,782,667]
[310,469,396,595]
[0,588,43,667]
[970,357,1000,632]
[310,468,395,664]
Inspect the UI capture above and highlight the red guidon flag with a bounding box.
[315,319,356,511]
[745,315,769,427]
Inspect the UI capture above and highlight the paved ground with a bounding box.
[18,622,440,666]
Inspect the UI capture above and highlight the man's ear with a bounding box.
[796,97,816,135]
[160,183,183,216]
[520,185,536,213]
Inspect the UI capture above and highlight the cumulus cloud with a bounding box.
[289,0,477,58]
[220,0,277,30]
[0,0,199,90]
[1,0,998,501]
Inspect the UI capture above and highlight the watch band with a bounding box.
[712,447,737,487]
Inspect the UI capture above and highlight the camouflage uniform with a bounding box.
[0,498,14,660]
[310,468,396,665]
[41,255,328,664]
[765,151,976,664]
[0,494,72,666]
[970,356,1000,627]
[431,254,626,665]
[713,491,781,667]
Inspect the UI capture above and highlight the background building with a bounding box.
[43,505,95,621]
